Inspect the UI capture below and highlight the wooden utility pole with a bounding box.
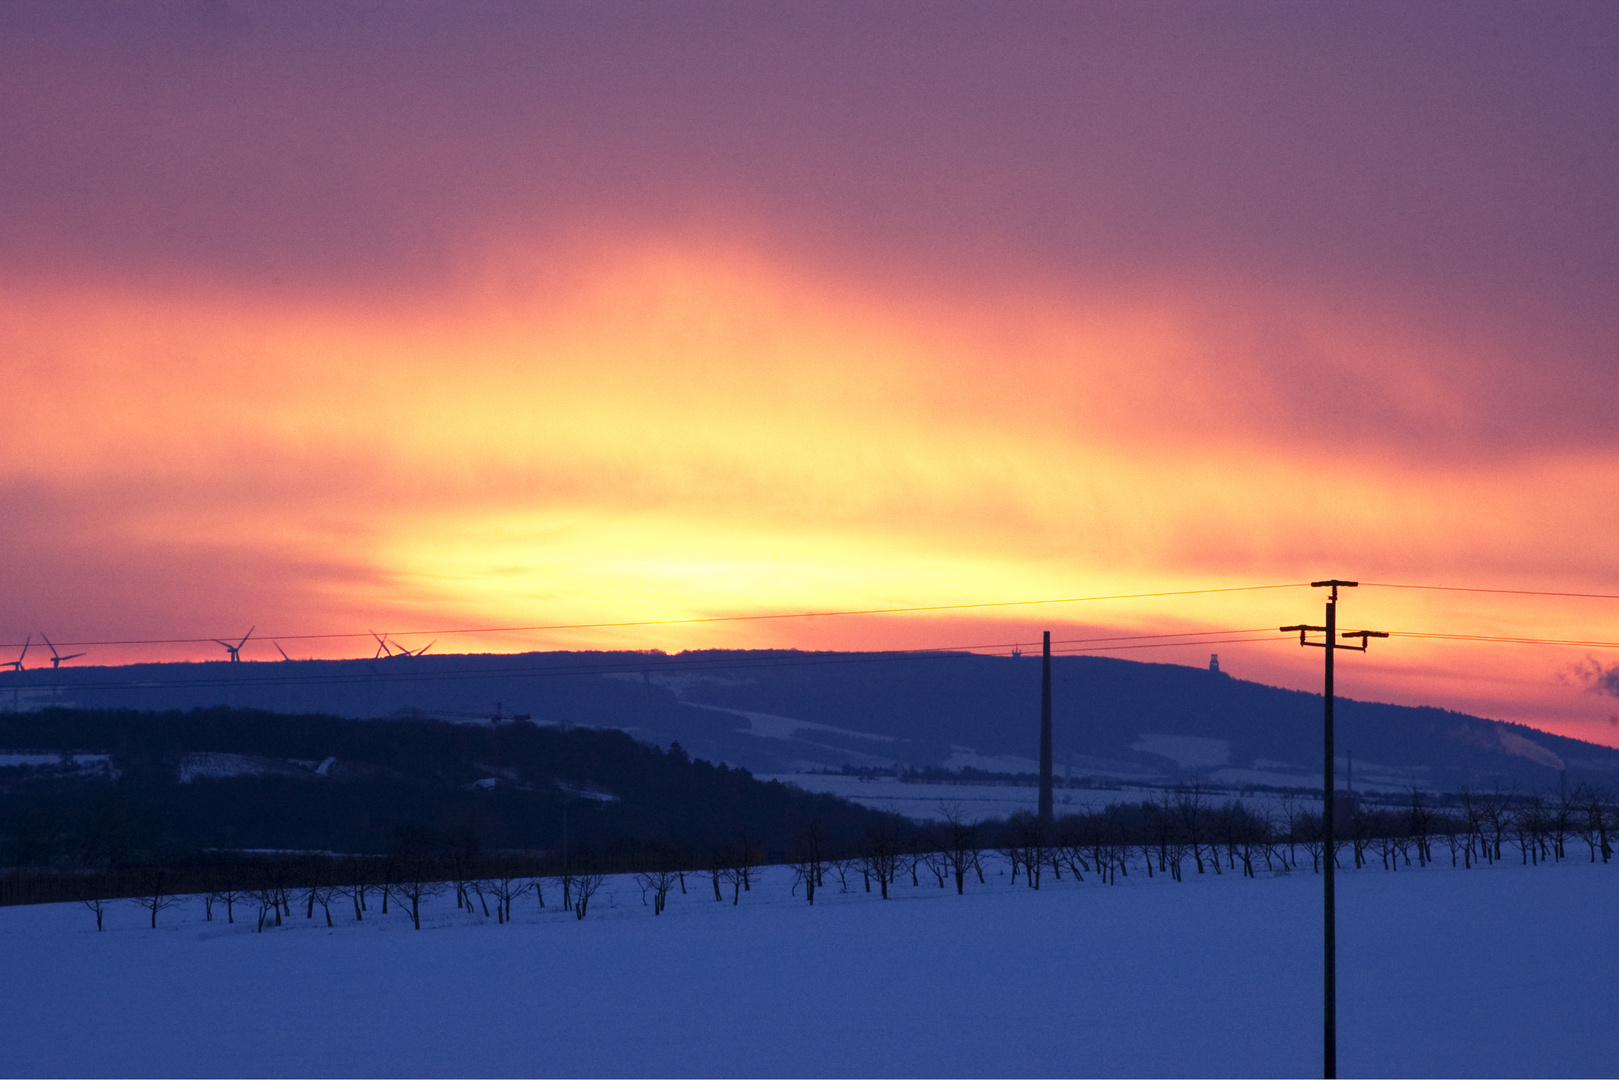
[1038,630,1053,823]
[1282,580,1387,1080]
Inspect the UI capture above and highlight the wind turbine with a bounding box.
[401,639,435,657]
[371,631,396,659]
[4,634,32,673]
[40,635,85,669]
[214,627,254,662]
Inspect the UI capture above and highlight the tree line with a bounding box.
[13,779,1616,931]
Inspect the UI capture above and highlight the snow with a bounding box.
[762,773,1056,821]
[0,752,113,772]
[765,774,1335,824]
[177,753,317,784]
[3,857,1615,1077]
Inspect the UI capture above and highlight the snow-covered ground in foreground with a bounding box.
[4,858,1616,1078]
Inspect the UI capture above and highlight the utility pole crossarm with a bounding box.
[1281,623,1326,647]
[1337,630,1389,652]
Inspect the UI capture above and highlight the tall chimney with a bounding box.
[1038,630,1053,824]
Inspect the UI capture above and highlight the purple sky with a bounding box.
[3,2,1618,740]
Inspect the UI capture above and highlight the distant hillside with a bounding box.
[0,707,894,866]
[5,650,1616,793]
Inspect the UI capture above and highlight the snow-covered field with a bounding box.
[4,858,1615,1078]
[765,773,1317,823]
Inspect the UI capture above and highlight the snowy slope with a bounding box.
[3,858,1615,1077]
[12,649,1614,792]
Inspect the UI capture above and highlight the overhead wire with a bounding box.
[1,583,1310,650]
[8,577,1619,685]
[1364,581,1619,602]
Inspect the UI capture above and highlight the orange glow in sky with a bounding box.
[3,3,1618,745]
[4,239,1619,743]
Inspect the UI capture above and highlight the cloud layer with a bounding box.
[2,2,1618,741]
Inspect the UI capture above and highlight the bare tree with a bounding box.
[1576,785,1613,863]
[828,857,857,894]
[703,857,723,902]
[302,859,326,920]
[1277,792,1302,869]
[1298,810,1325,873]
[1552,783,1574,862]
[248,882,281,933]
[860,828,901,899]
[921,846,949,888]
[938,805,977,894]
[343,857,371,922]
[789,825,827,905]
[1151,792,1185,880]
[82,895,109,931]
[1514,795,1545,866]
[446,829,481,913]
[635,867,680,914]
[1349,801,1371,870]
[1597,787,1614,863]
[1457,787,1484,868]
[1441,813,1466,868]
[1174,785,1213,874]
[1009,812,1047,889]
[558,865,577,911]
[1407,787,1433,867]
[1478,784,1514,863]
[1056,821,1091,883]
[719,834,761,904]
[130,868,183,929]
[311,883,339,927]
[392,860,442,930]
[209,858,243,924]
[466,878,492,918]
[378,856,396,914]
[995,839,1022,887]
[572,871,605,919]
[484,859,528,923]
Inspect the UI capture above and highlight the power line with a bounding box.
[1054,634,1282,654]
[1365,581,1619,602]
[1386,630,1619,649]
[2,583,1309,650]
[15,575,1619,661]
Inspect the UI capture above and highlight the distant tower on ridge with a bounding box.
[1209,653,1221,674]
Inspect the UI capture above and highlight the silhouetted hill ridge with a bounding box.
[4,648,1612,791]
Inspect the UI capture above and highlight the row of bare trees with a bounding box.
[65,781,1619,932]
[77,851,620,931]
[767,782,1619,909]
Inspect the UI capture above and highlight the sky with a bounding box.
[3,1,1619,742]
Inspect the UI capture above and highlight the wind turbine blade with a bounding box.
[63,653,85,662]
[41,634,58,658]
[273,641,291,662]
[415,640,436,656]
[237,626,255,649]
